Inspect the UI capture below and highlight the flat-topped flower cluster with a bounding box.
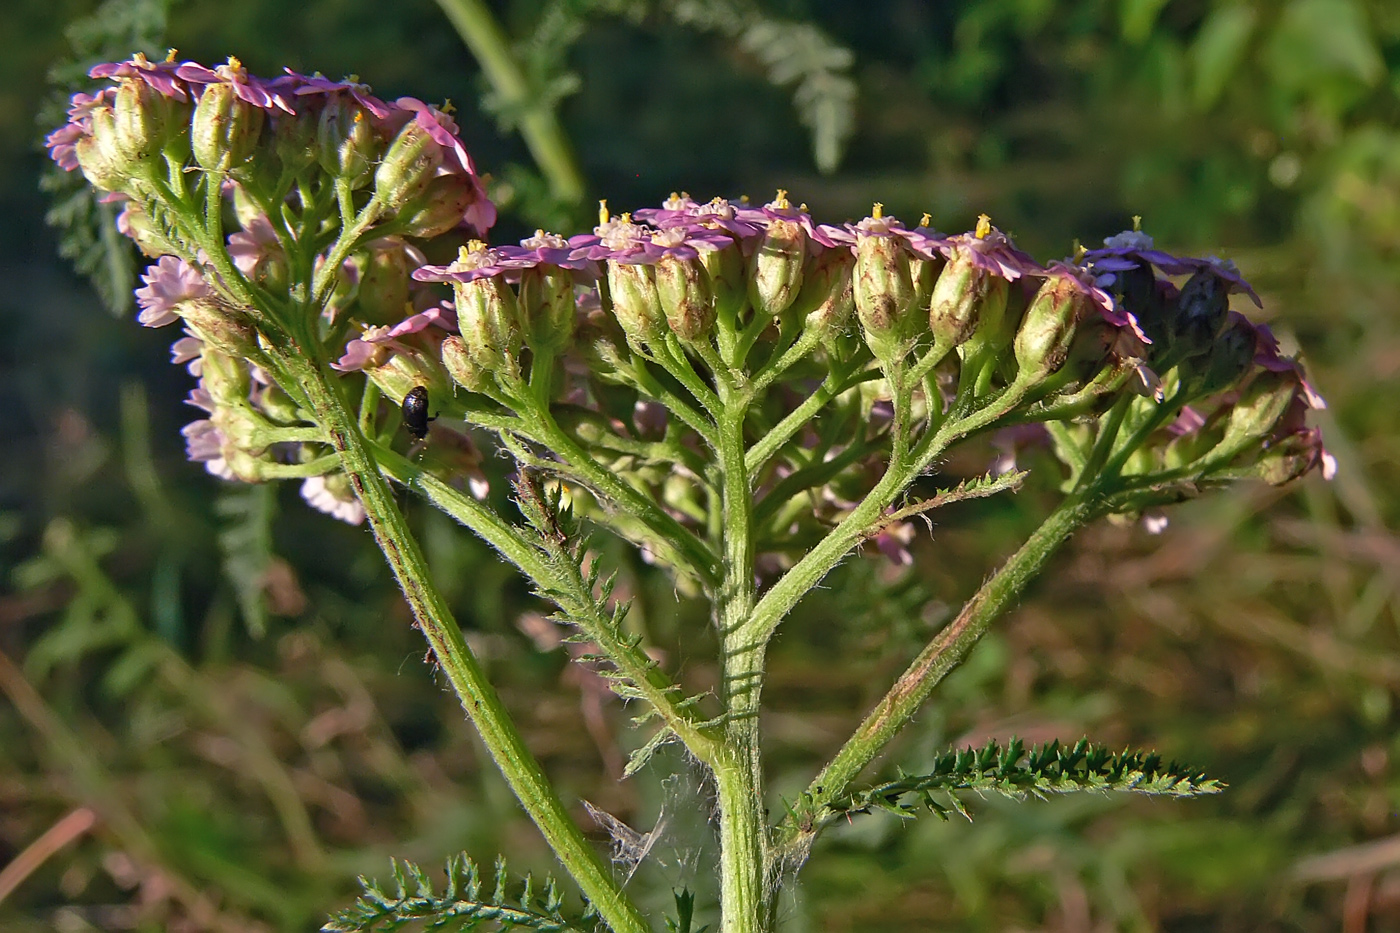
[48,56,1330,546]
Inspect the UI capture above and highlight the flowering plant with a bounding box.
[48,54,1330,933]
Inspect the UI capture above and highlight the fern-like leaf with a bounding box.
[823,737,1223,826]
[323,853,589,933]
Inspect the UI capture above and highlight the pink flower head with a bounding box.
[383,97,477,177]
[181,419,235,479]
[135,256,212,327]
[227,215,282,276]
[1083,230,1263,309]
[413,240,535,285]
[510,230,600,274]
[332,302,457,372]
[175,57,294,113]
[1045,260,1149,343]
[46,90,115,170]
[935,217,1042,281]
[735,191,849,249]
[276,69,391,120]
[90,53,189,100]
[635,194,765,239]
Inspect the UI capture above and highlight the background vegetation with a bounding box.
[2,0,1398,929]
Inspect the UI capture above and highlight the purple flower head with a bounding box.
[635,194,765,239]
[512,230,599,275]
[413,240,535,285]
[277,69,391,119]
[135,256,212,327]
[175,57,294,113]
[1083,228,1263,309]
[90,53,189,101]
[936,215,1042,281]
[332,302,456,372]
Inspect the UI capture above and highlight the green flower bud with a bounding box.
[607,260,666,345]
[201,348,253,407]
[179,297,261,357]
[373,121,442,212]
[699,240,745,326]
[1251,430,1327,486]
[518,264,577,354]
[1170,267,1230,359]
[317,98,377,188]
[1191,313,1258,398]
[272,108,319,176]
[454,264,521,374]
[853,208,916,364]
[191,82,265,173]
[656,255,716,342]
[75,105,128,192]
[365,347,449,404]
[442,334,489,392]
[223,446,273,484]
[259,383,302,424]
[113,77,183,169]
[355,239,414,326]
[119,200,180,258]
[748,193,808,317]
[1220,370,1297,449]
[929,247,1007,351]
[393,174,479,239]
[798,247,855,343]
[1013,271,1091,381]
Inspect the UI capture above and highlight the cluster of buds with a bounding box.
[49,57,1329,552]
[47,55,497,521]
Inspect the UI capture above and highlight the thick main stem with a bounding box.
[285,354,647,933]
[715,397,769,933]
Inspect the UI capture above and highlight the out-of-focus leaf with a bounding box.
[1189,4,1257,111]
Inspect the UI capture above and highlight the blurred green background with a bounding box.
[2,0,1398,930]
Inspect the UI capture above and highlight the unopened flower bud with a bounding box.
[201,349,252,406]
[259,383,301,424]
[853,222,916,364]
[1115,263,1168,346]
[699,241,745,325]
[518,266,577,354]
[454,268,521,374]
[1192,313,1258,397]
[1220,370,1297,449]
[317,98,377,188]
[1252,429,1329,486]
[355,240,414,325]
[656,255,716,342]
[929,248,1008,351]
[394,174,478,239]
[442,334,488,392]
[113,78,183,169]
[75,105,128,192]
[748,199,808,317]
[272,108,318,176]
[1170,267,1229,358]
[1014,272,1090,381]
[179,297,261,357]
[365,347,448,403]
[119,201,179,257]
[607,261,666,345]
[373,121,442,211]
[798,247,855,343]
[191,82,265,173]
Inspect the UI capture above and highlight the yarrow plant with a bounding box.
[48,53,1333,933]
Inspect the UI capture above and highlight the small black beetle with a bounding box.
[401,386,436,440]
